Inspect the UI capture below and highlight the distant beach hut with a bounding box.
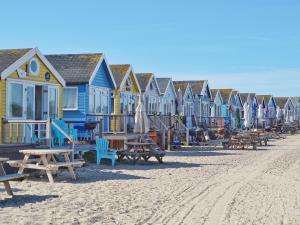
[274,97,295,124]
[173,82,194,129]
[210,89,224,127]
[135,73,160,115]
[156,78,177,116]
[109,64,141,131]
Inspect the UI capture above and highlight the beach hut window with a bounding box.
[8,83,23,118]
[29,58,40,76]
[63,87,78,110]
[89,87,109,114]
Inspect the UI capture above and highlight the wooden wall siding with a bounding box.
[0,55,64,143]
[160,83,176,114]
[91,60,114,88]
[63,84,88,122]
[63,61,114,136]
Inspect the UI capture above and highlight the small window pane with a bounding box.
[63,88,78,109]
[9,83,23,118]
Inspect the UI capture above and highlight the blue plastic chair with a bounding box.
[51,119,78,147]
[96,138,117,167]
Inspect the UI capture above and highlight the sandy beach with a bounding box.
[1,135,300,225]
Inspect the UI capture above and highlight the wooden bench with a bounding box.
[1,158,28,196]
[117,149,165,164]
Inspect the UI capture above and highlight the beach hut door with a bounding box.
[24,84,35,143]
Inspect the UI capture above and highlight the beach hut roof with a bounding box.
[135,73,153,92]
[256,95,265,105]
[46,53,115,87]
[173,81,190,96]
[249,93,256,101]
[156,78,171,94]
[0,48,32,74]
[210,89,219,101]
[174,80,206,96]
[257,95,272,104]
[273,97,290,108]
[0,47,65,86]
[218,89,234,104]
[109,64,131,87]
[291,97,300,106]
[239,93,249,105]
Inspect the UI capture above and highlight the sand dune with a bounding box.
[1,135,300,225]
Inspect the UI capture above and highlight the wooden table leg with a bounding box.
[62,153,76,180]
[41,155,54,183]
[0,163,13,196]
[18,154,30,174]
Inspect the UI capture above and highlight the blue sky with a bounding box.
[1,0,299,96]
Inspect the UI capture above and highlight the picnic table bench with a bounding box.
[0,158,28,196]
[117,142,165,164]
[223,135,257,150]
[8,149,84,183]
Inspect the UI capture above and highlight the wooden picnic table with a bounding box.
[8,149,84,183]
[117,142,165,164]
[0,158,28,196]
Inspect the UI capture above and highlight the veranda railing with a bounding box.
[1,119,49,145]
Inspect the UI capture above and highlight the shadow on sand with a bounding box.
[0,194,58,207]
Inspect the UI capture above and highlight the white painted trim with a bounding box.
[63,86,79,111]
[1,47,66,87]
[88,54,117,89]
[6,78,60,87]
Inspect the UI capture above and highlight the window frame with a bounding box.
[63,87,78,111]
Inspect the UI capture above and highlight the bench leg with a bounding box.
[41,155,55,183]
[0,164,13,196]
[62,153,77,180]
[18,154,30,174]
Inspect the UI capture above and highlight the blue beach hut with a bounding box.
[46,53,116,139]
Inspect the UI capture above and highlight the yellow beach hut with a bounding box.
[0,47,66,144]
[109,64,141,131]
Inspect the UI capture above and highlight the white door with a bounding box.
[24,84,35,143]
[48,86,59,119]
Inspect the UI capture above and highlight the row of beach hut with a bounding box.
[0,47,299,145]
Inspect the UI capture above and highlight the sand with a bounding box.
[0,134,300,225]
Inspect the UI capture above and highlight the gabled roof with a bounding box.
[174,80,206,96]
[1,47,65,86]
[249,93,256,102]
[210,89,223,104]
[256,95,265,105]
[156,78,177,98]
[135,73,153,92]
[109,64,131,88]
[218,89,234,104]
[0,48,32,73]
[46,53,115,87]
[210,89,219,100]
[173,81,189,96]
[257,95,273,105]
[109,64,141,92]
[156,78,170,94]
[274,97,290,108]
[291,97,300,106]
[239,93,249,105]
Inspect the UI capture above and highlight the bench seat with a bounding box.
[0,173,29,182]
